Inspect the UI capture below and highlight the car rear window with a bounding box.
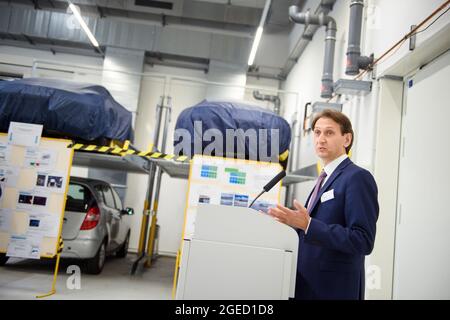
[66,183,94,212]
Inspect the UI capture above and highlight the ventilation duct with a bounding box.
[253,90,281,115]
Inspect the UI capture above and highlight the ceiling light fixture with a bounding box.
[68,1,99,48]
[247,0,271,66]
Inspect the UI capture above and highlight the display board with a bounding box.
[181,155,283,240]
[0,132,73,258]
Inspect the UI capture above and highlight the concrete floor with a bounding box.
[0,254,176,300]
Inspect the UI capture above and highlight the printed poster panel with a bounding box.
[182,155,283,240]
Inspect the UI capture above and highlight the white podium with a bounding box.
[175,204,299,300]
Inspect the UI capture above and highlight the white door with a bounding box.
[393,51,450,299]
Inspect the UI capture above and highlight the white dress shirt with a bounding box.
[305,153,348,234]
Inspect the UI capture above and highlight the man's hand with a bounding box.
[268,199,311,230]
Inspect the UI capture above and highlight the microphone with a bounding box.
[249,170,286,209]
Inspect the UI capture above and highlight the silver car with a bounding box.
[0,177,134,273]
[61,177,134,274]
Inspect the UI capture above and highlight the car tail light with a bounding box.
[80,206,100,230]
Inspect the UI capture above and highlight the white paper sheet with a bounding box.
[7,122,43,147]
[0,208,12,232]
[24,148,57,170]
[0,166,20,187]
[16,190,50,212]
[6,233,42,259]
[35,171,66,194]
[0,142,11,165]
[27,212,60,238]
[16,190,34,210]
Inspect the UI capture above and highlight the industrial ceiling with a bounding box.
[0,0,305,79]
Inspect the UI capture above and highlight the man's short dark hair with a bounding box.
[311,109,354,154]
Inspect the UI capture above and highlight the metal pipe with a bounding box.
[285,112,298,207]
[292,105,303,201]
[322,18,337,99]
[145,96,172,267]
[141,97,164,251]
[131,96,164,275]
[346,0,374,75]
[281,1,336,79]
[253,90,281,115]
[289,8,332,26]
[289,6,337,99]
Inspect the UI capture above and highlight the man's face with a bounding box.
[313,117,352,165]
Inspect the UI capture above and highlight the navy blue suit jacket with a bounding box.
[295,157,379,300]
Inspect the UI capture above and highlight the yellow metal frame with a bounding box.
[36,138,74,298]
[0,133,74,298]
[279,149,289,162]
[144,200,158,268]
[172,158,194,299]
[137,200,149,254]
[72,141,189,163]
[36,237,64,298]
[171,155,284,299]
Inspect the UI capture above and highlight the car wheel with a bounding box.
[0,253,9,266]
[85,241,106,274]
[116,232,130,258]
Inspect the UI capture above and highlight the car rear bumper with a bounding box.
[61,238,101,259]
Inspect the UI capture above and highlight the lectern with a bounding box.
[175,204,299,300]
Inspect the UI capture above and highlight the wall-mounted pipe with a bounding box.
[253,90,281,115]
[345,0,374,75]
[322,19,337,98]
[285,112,298,207]
[280,0,336,79]
[289,6,337,99]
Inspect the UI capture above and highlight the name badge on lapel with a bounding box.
[321,189,334,203]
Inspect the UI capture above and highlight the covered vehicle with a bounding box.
[174,99,291,168]
[0,78,133,142]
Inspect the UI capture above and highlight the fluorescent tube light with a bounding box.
[247,0,271,66]
[68,2,99,48]
[248,26,263,66]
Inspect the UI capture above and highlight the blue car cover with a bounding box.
[174,100,291,166]
[0,78,133,142]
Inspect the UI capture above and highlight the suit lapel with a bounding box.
[308,158,352,215]
[305,191,313,210]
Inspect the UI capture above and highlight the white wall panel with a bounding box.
[393,52,450,299]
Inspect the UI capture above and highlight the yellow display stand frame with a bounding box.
[171,155,283,298]
[0,133,74,298]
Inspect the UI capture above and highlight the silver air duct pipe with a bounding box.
[253,90,281,115]
[289,6,337,99]
[345,0,374,75]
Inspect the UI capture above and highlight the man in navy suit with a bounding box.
[269,109,378,300]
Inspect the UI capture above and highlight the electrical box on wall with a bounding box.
[304,102,343,133]
[334,79,372,96]
[312,102,343,113]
